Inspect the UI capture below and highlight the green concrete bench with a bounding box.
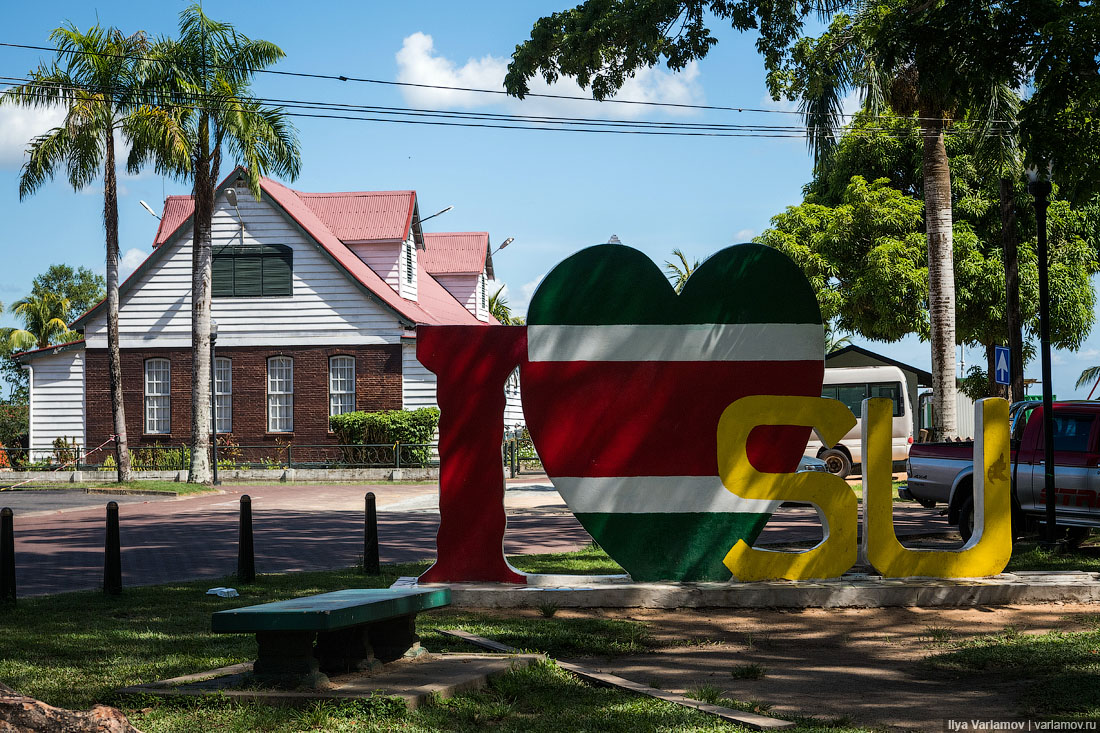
[212,588,451,687]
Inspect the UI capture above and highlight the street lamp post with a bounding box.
[210,319,220,486]
[1028,174,1057,546]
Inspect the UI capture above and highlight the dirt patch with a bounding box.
[461,604,1100,731]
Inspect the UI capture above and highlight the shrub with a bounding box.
[330,408,440,445]
[329,408,440,467]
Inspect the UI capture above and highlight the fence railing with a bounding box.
[13,443,440,471]
[12,437,543,475]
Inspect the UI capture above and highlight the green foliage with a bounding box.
[7,292,79,351]
[757,111,1098,384]
[489,285,523,325]
[30,264,104,322]
[0,404,27,458]
[329,407,440,446]
[663,248,698,294]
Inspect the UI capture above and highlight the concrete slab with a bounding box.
[401,571,1100,609]
[118,652,544,710]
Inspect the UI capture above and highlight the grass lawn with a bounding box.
[0,555,871,732]
[0,480,217,495]
[924,620,1100,720]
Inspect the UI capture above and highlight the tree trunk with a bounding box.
[920,108,958,440]
[1001,176,1025,402]
[986,343,1003,398]
[103,130,132,482]
[189,151,214,484]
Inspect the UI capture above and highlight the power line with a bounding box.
[0,75,1017,141]
[0,39,1015,125]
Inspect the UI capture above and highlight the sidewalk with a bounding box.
[4,476,952,597]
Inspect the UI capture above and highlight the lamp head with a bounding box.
[499,237,514,251]
[225,188,239,207]
[139,200,161,220]
[210,319,219,339]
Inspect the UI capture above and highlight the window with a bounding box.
[480,273,487,311]
[405,240,414,284]
[821,382,903,417]
[212,244,292,297]
[267,356,294,432]
[214,357,232,433]
[1042,415,1096,453]
[144,359,171,434]
[329,355,355,417]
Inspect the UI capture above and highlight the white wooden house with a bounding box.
[19,167,523,461]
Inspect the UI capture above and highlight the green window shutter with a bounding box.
[212,253,235,297]
[234,253,263,296]
[261,245,293,296]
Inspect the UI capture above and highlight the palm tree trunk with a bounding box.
[103,130,132,482]
[189,153,214,484]
[921,106,958,440]
[1001,177,1024,402]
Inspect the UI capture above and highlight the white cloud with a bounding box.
[507,275,545,317]
[1076,348,1100,361]
[395,32,704,119]
[119,248,149,281]
[733,228,755,241]
[0,103,65,169]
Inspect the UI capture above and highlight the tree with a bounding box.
[7,293,78,351]
[506,2,1029,438]
[136,4,301,484]
[489,285,524,325]
[2,24,149,481]
[30,265,105,322]
[663,249,698,294]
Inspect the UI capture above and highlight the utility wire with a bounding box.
[0,39,1015,125]
[0,75,1017,140]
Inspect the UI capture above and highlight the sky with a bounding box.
[2,1,1098,400]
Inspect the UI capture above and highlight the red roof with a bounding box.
[422,232,491,276]
[154,196,196,247]
[81,169,484,329]
[294,190,415,242]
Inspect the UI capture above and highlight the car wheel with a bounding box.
[820,448,852,479]
[958,496,975,542]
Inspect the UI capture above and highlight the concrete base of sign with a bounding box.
[117,652,544,709]
[399,571,1100,609]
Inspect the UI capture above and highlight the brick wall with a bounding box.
[85,345,403,459]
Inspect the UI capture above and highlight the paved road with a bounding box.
[2,478,954,597]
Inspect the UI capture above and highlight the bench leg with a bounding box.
[368,614,426,663]
[315,626,383,675]
[252,631,329,689]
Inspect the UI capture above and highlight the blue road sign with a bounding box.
[994,345,1010,385]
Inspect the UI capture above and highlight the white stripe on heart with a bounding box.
[527,323,824,362]
[553,475,781,514]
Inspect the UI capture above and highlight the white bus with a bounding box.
[804,365,914,477]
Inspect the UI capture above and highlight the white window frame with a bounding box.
[267,356,294,433]
[214,357,232,434]
[144,358,171,434]
[329,355,356,418]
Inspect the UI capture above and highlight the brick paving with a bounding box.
[3,478,953,597]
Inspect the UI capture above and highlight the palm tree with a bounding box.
[824,322,853,355]
[489,286,524,325]
[134,4,301,484]
[1076,366,1100,400]
[664,249,698,294]
[2,24,148,481]
[791,7,1025,439]
[8,293,78,351]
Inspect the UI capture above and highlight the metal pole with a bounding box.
[363,492,379,574]
[237,494,255,582]
[1030,180,1059,546]
[1,507,15,602]
[104,501,122,595]
[210,333,219,486]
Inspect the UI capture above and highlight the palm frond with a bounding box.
[1075,365,1100,390]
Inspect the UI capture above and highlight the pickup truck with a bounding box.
[903,400,1099,546]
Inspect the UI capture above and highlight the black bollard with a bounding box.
[1,507,15,602]
[363,492,379,574]
[103,501,122,595]
[237,494,255,583]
